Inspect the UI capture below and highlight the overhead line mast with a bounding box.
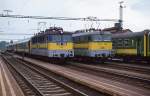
[119,1,125,30]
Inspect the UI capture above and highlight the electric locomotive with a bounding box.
[31,27,74,59]
[112,30,150,63]
[73,28,113,61]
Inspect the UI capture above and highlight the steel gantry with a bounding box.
[0,14,118,22]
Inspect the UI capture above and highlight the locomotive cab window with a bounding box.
[62,35,72,42]
[92,35,102,41]
[92,34,111,41]
[102,34,112,41]
[48,35,72,42]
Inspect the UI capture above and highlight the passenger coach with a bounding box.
[112,30,150,62]
[15,39,30,54]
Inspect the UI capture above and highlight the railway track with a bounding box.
[2,55,108,96]
[66,62,150,90]
[104,61,150,75]
[71,59,150,77]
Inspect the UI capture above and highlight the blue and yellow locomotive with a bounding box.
[31,27,74,58]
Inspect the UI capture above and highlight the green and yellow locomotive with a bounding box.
[112,30,150,62]
[73,29,113,61]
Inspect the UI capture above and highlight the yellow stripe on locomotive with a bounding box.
[48,42,73,50]
[89,42,112,50]
[74,42,112,50]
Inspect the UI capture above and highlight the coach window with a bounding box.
[42,36,44,43]
[118,39,123,47]
[33,38,35,44]
[41,37,42,43]
[79,36,82,42]
[40,37,42,43]
[35,37,37,43]
[32,38,34,44]
[40,36,42,43]
[88,36,91,41]
[77,36,80,42]
[112,39,117,48]
[131,39,135,48]
[78,36,81,42]
[85,36,89,42]
[74,36,79,43]
[37,37,39,43]
[81,36,85,42]
[82,36,86,42]
[36,37,38,43]
[41,36,44,43]
[38,37,40,43]
[31,38,33,44]
[124,39,129,47]
[33,38,34,44]
[41,36,42,43]
[84,36,88,42]
[149,35,150,51]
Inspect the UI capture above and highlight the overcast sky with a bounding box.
[0,0,150,41]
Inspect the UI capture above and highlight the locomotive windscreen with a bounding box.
[92,34,111,41]
[48,35,72,42]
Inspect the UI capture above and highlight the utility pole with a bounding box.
[38,22,47,31]
[119,1,125,30]
[3,10,13,26]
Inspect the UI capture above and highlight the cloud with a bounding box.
[131,0,150,16]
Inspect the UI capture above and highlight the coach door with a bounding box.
[137,38,143,56]
[148,33,150,56]
[28,41,30,54]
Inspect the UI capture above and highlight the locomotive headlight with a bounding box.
[60,30,63,34]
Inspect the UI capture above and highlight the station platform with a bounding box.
[15,55,150,96]
[0,56,24,96]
